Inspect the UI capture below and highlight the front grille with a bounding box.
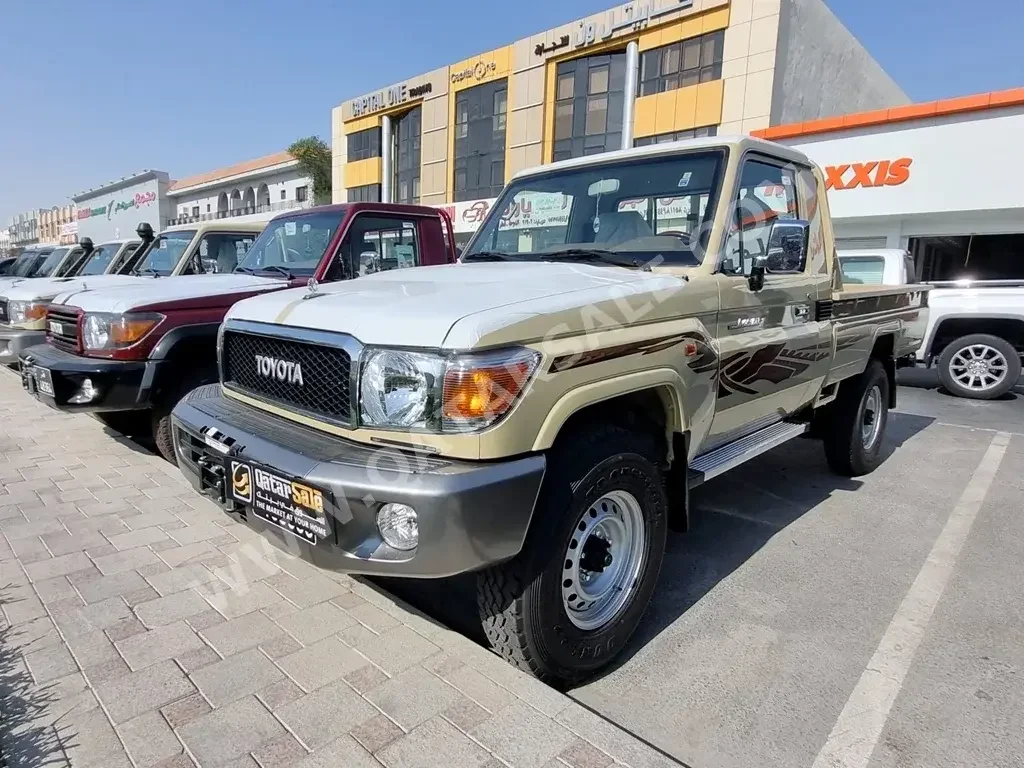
[0,300,8,324]
[222,330,352,422]
[46,308,80,352]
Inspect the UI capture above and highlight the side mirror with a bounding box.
[749,219,809,291]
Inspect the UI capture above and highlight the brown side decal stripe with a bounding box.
[549,333,692,373]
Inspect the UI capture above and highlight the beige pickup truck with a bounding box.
[171,136,928,684]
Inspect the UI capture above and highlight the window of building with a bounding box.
[393,106,422,205]
[206,204,211,213]
[639,30,724,97]
[553,53,626,162]
[347,127,382,162]
[453,78,508,202]
[633,125,718,146]
[296,186,309,203]
[191,206,200,218]
[280,189,286,200]
[348,184,382,203]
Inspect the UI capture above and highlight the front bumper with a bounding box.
[171,385,546,578]
[19,343,155,413]
[0,327,45,367]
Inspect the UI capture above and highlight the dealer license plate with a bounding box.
[227,460,330,544]
[33,367,54,397]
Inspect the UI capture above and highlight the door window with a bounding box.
[722,159,800,276]
[195,233,258,274]
[335,215,421,278]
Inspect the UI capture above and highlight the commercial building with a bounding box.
[38,205,78,245]
[330,0,906,244]
[72,171,174,243]
[167,151,312,226]
[7,211,40,247]
[760,87,1024,278]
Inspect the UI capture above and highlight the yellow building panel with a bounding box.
[694,79,725,127]
[638,23,667,52]
[346,158,382,188]
[542,62,557,162]
[674,86,699,130]
[678,15,703,40]
[450,45,513,92]
[633,93,658,137]
[654,90,678,134]
[344,114,382,134]
[701,6,731,33]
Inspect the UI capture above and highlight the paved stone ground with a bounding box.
[0,370,678,768]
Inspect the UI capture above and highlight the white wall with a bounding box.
[75,175,172,242]
[171,167,312,218]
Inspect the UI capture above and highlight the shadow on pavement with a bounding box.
[898,368,1023,401]
[0,589,74,767]
[584,411,936,685]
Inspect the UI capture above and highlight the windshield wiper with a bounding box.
[234,266,257,274]
[461,251,526,262]
[539,248,653,271]
[258,264,295,279]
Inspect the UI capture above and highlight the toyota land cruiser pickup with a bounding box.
[0,244,63,293]
[170,136,928,684]
[21,204,456,463]
[0,238,144,367]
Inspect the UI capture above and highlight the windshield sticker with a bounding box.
[302,224,311,233]
[678,172,693,188]
[285,222,296,236]
[393,244,416,269]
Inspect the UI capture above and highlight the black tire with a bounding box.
[152,372,216,464]
[823,358,889,477]
[476,423,668,687]
[937,333,1021,400]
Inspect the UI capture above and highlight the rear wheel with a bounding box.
[823,358,890,477]
[477,424,667,686]
[937,333,1020,400]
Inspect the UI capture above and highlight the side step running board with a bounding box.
[688,421,808,488]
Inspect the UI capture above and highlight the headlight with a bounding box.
[360,350,443,429]
[359,347,540,433]
[8,301,47,324]
[82,312,163,351]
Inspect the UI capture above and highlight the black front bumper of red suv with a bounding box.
[19,343,159,413]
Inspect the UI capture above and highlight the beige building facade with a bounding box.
[331,0,906,236]
[39,205,78,245]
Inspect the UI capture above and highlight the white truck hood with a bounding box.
[53,274,285,313]
[2,275,149,303]
[227,262,687,348]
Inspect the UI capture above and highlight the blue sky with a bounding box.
[2,0,1021,225]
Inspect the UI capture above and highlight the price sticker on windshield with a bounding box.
[285,222,296,236]
[678,172,693,188]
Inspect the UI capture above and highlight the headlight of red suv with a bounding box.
[82,312,164,351]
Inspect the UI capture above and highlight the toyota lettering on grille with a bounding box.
[254,354,305,386]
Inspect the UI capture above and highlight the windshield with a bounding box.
[236,213,337,277]
[134,231,195,275]
[79,243,123,276]
[11,252,40,277]
[32,249,66,277]
[465,150,724,266]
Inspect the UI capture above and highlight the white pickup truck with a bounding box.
[838,248,1023,399]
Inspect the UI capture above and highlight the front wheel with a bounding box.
[823,358,890,477]
[937,333,1021,400]
[477,424,667,686]
[152,371,217,464]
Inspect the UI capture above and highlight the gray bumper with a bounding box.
[170,385,546,579]
[0,327,45,367]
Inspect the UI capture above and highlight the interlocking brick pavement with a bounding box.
[0,370,680,767]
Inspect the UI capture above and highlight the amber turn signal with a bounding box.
[441,349,540,430]
[110,316,161,345]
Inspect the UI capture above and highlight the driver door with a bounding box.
[706,155,831,446]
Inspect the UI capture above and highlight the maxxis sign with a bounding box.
[824,158,913,191]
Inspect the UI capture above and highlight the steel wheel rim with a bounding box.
[562,490,647,631]
[861,385,883,450]
[949,344,1008,392]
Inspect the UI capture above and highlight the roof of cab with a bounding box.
[510,134,815,182]
[162,220,266,235]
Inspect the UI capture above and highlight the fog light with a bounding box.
[68,378,99,404]
[376,503,418,551]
